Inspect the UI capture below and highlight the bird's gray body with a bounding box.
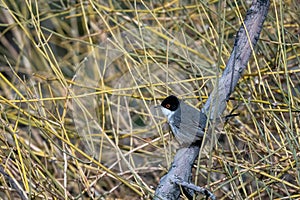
[161,100,207,146]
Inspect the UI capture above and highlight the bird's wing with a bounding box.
[181,103,207,131]
[170,104,206,145]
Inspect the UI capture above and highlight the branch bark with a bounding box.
[203,0,270,117]
[154,0,270,199]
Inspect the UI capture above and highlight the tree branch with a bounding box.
[154,0,270,199]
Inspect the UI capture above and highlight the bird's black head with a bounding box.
[161,95,180,111]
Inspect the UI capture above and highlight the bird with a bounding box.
[158,95,207,146]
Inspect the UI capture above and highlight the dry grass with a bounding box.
[0,0,299,199]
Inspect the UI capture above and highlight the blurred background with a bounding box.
[0,0,299,199]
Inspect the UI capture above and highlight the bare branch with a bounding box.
[154,0,270,199]
[203,0,271,118]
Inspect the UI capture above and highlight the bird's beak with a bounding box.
[154,105,161,109]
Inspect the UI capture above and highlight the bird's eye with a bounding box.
[166,104,171,108]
